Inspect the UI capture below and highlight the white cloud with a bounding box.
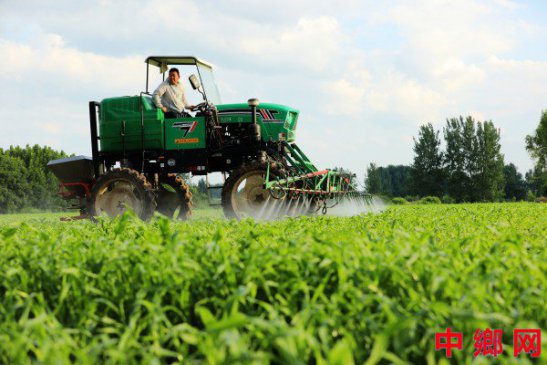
[42,122,62,133]
[386,0,514,56]
[0,0,545,175]
[322,65,447,126]
[217,16,347,75]
[491,0,520,10]
[432,58,485,91]
[0,34,143,94]
[0,40,33,77]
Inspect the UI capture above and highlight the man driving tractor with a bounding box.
[152,67,195,118]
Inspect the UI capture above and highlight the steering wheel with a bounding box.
[190,102,208,112]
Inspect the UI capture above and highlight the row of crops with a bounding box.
[0,204,545,364]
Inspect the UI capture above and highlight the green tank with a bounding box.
[99,95,164,152]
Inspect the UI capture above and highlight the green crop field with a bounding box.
[0,203,545,364]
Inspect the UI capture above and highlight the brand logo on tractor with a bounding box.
[172,121,197,137]
[259,109,283,122]
[175,138,199,144]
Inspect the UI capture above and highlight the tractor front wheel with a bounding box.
[222,161,285,220]
[89,168,156,220]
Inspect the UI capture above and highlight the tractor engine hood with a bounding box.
[216,103,299,142]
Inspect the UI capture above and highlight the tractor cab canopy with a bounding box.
[145,56,221,105]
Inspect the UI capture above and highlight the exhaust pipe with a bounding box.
[248,98,261,142]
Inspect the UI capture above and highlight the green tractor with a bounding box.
[48,56,372,220]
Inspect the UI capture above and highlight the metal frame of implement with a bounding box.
[264,141,373,212]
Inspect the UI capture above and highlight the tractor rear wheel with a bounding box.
[156,174,193,220]
[89,168,156,220]
[222,161,286,220]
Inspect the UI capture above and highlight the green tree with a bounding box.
[386,165,411,197]
[443,116,504,202]
[474,121,505,201]
[525,111,547,195]
[504,163,526,201]
[410,123,444,197]
[443,117,471,202]
[365,163,382,194]
[372,165,412,197]
[0,145,69,212]
[525,167,546,197]
[197,178,208,194]
[0,154,29,213]
[379,168,393,196]
[362,165,413,197]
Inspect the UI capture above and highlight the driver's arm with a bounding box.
[152,84,167,112]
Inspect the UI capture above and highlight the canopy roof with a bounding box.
[145,56,214,72]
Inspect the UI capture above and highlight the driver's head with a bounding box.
[168,68,180,85]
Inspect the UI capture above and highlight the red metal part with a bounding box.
[306,169,329,178]
[57,182,92,221]
[278,170,329,185]
[59,182,92,199]
[271,187,354,195]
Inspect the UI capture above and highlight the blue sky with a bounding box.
[1,0,546,179]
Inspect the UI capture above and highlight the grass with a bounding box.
[0,207,224,225]
[0,203,545,364]
[0,212,70,225]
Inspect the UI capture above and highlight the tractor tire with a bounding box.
[222,160,286,220]
[156,174,193,220]
[88,168,156,220]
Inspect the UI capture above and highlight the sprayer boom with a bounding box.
[262,142,374,215]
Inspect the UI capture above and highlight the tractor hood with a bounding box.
[216,103,299,142]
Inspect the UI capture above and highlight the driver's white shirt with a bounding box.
[152,80,191,113]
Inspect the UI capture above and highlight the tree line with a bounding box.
[365,113,547,202]
[0,145,70,213]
